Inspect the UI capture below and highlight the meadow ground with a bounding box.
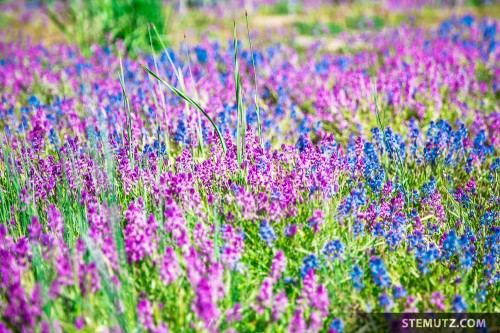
[0,1,500,332]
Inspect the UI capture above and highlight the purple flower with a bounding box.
[430,291,446,310]
[74,317,85,330]
[28,216,43,241]
[288,307,306,333]
[192,277,220,327]
[160,247,181,285]
[123,198,158,263]
[164,198,189,248]
[137,296,155,330]
[284,224,298,237]
[270,250,287,282]
[308,209,325,233]
[272,291,289,321]
[256,278,273,313]
[220,224,245,270]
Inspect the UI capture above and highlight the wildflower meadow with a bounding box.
[0,1,499,332]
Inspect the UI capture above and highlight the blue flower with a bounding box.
[476,288,487,303]
[350,265,364,291]
[194,46,208,64]
[473,130,494,160]
[490,158,500,173]
[421,177,436,197]
[480,211,496,226]
[296,134,311,153]
[364,142,386,193]
[48,129,60,146]
[353,219,365,238]
[392,285,407,299]
[408,118,421,159]
[369,256,391,288]
[408,231,424,252]
[379,292,394,310]
[461,15,474,27]
[371,127,384,154]
[259,220,277,246]
[28,95,40,108]
[452,295,467,312]
[386,222,404,250]
[442,230,460,260]
[415,242,440,274]
[298,118,310,135]
[300,254,318,278]
[460,249,475,270]
[322,239,344,261]
[160,48,176,66]
[329,318,344,333]
[175,118,189,145]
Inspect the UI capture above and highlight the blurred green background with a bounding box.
[0,0,499,57]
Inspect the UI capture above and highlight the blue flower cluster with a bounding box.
[322,239,345,261]
[300,254,319,278]
[369,256,391,288]
[259,220,277,246]
[350,265,364,291]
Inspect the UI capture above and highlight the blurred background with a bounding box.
[1,0,499,57]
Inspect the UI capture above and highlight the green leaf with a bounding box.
[141,65,227,153]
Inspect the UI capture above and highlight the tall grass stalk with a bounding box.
[233,20,246,167]
[118,54,134,169]
[151,24,205,158]
[147,24,171,164]
[184,35,205,158]
[245,11,262,146]
[141,65,228,153]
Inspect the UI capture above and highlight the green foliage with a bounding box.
[259,0,302,15]
[234,20,245,167]
[294,21,318,35]
[345,14,385,31]
[44,0,171,57]
[327,22,344,35]
[246,12,262,144]
[294,21,343,36]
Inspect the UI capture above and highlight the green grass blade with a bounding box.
[148,23,171,160]
[152,23,205,158]
[141,64,227,153]
[151,23,179,79]
[118,54,134,169]
[184,35,205,157]
[43,5,69,36]
[233,20,245,167]
[245,11,262,146]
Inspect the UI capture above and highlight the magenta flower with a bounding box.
[270,250,287,283]
[430,291,446,311]
[308,209,325,233]
[160,247,181,285]
[123,198,158,263]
